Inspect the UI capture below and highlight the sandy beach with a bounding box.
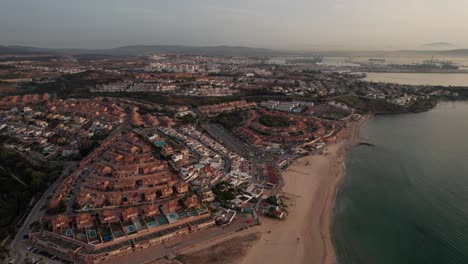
[241,116,370,264]
[176,117,370,264]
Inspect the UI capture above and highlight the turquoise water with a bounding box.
[156,215,169,225]
[333,101,468,264]
[125,225,135,233]
[147,221,158,228]
[87,229,97,238]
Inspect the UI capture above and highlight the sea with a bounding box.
[364,73,468,87]
[332,101,468,264]
[270,55,468,86]
[356,56,468,86]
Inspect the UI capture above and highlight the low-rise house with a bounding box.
[184,195,200,209]
[121,208,138,222]
[144,191,157,202]
[51,215,69,231]
[99,210,119,224]
[161,186,173,198]
[142,205,159,217]
[175,182,189,194]
[75,213,94,229]
[161,145,174,157]
[165,200,180,212]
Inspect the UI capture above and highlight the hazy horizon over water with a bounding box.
[364,72,468,86]
[333,101,468,264]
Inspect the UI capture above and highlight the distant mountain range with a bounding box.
[0,45,283,57]
[422,42,456,50]
[2,44,468,57]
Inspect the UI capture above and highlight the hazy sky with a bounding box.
[1,0,468,50]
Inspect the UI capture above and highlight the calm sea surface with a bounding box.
[364,72,468,86]
[333,101,468,264]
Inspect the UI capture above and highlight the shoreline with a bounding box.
[242,115,371,264]
[320,114,372,264]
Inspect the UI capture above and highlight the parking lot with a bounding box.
[20,245,71,264]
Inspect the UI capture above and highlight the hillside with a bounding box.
[0,44,283,57]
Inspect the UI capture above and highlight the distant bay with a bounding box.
[364,72,468,86]
[333,101,468,264]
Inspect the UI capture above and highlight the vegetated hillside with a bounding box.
[105,45,278,57]
[331,95,404,113]
[211,111,244,131]
[0,45,44,55]
[332,95,438,114]
[0,144,61,243]
[35,70,127,98]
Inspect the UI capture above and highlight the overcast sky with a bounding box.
[1,0,467,50]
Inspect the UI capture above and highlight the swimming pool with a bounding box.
[155,215,169,225]
[87,229,97,239]
[125,225,136,233]
[177,213,187,218]
[168,212,178,219]
[166,212,178,224]
[187,211,197,217]
[210,202,220,207]
[155,141,166,147]
[113,231,124,237]
[147,221,159,228]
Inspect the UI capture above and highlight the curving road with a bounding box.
[10,162,77,264]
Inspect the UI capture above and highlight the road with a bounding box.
[0,165,27,187]
[10,162,77,264]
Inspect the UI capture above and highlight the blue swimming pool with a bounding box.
[155,141,166,147]
[156,215,169,225]
[177,213,187,218]
[187,211,196,217]
[125,225,136,233]
[113,231,124,237]
[168,212,178,219]
[87,229,97,239]
[147,221,158,228]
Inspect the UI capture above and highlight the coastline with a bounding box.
[242,115,371,264]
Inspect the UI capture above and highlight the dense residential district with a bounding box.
[0,53,463,264]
